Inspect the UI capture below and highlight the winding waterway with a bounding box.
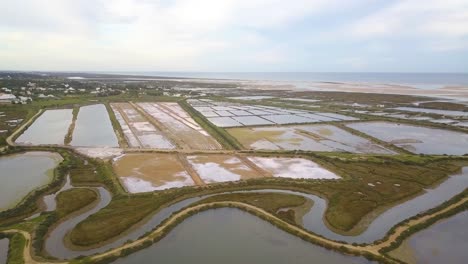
[112,208,373,264]
[43,167,468,260]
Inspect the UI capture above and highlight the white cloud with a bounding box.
[0,0,466,70]
[1,0,348,70]
[347,0,468,51]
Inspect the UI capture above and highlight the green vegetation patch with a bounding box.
[7,233,25,264]
[198,192,306,223]
[56,189,98,218]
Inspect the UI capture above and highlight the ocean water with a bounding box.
[103,72,468,89]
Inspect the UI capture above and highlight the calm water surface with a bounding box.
[347,122,468,155]
[0,238,8,264]
[408,211,468,264]
[112,208,373,264]
[0,151,62,211]
[16,109,72,145]
[71,104,118,147]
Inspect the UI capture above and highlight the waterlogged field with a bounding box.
[186,155,263,183]
[137,102,221,150]
[347,121,468,155]
[16,109,73,145]
[228,124,394,153]
[247,157,340,179]
[390,211,468,264]
[71,104,119,147]
[188,99,358,127]
[0,151,62,211]
[113,153,194,192]
[111,103,175,149]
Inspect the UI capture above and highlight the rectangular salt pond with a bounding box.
[248,157,340,179]
[232,116,274,126]
[113,153,194,192]
[111,103,175,149]
[186,155,262,183]
[262,114,318,125]
[393,107,468,117]
[189,99,358,127]
[71,104,119,147]
[228,125,394,154]
[207,117,243,127]
[347,121,468,155]
[138,103,221,150]
[16,109,72,145]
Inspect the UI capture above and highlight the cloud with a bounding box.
[0,0,467,71]
[347,0,468,51]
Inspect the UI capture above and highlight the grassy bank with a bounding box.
[56,189,99,218]
[64,106,79,145]
[197,192,306,224]
[0,232,26,264]
[104,102,127,148]
[380,189,468,254]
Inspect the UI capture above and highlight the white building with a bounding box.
[0,93,16,103]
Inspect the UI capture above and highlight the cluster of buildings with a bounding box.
[0,81,126,104]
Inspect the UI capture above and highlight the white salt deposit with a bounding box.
[121,171,194,193]
[75,147,123,159]
[248,157,340,179]
[187,157,242,183]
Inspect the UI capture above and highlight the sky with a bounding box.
[0,0,467,72]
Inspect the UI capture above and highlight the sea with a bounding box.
[102,72,468,90]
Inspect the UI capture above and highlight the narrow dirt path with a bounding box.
[2,229,65,264]
[6,109,43,146]
[236,154,272,177]
[176,153,205,186]
[88,201,385,262]
[367,196,468,253]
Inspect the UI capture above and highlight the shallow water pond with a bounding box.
[228,124,394,154]
[347,121,468,155]
[112,208,373,264]
[16,109,72,145]
[0,151,62,211]
[71,104,119,147]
